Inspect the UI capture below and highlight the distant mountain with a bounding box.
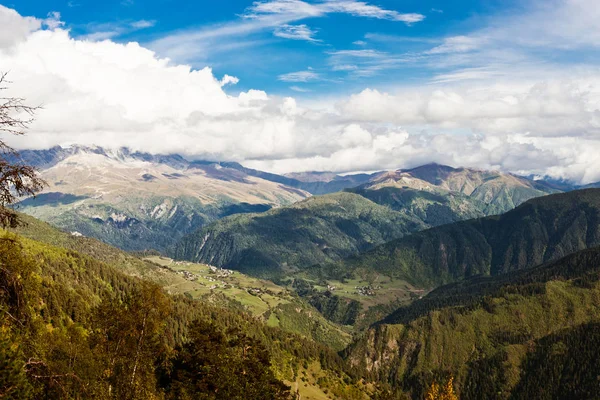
[223,163,376,195]
[16,145,309,251]
[363,163,561,215]
[173,192,427,277]
[173,166,568,278]
[345,245,600,398]
[332,189,600,287]
[581,181,600,189]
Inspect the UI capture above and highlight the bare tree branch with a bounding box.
[0,72,46,227]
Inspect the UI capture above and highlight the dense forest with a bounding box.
[6,191,600,399]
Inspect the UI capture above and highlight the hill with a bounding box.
[331,189,600,287]
[13,213,352,351]
[345,245,600,398]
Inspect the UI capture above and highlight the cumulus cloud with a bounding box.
[0,5,41,48]
[2,5,600,184]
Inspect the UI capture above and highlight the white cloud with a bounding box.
[327,49,386,58]
[219,74,240,86]
[2,5,600,185]
[273,24,319,41]
[425,35,483,55]
[131,20,156,29]
[80,19,158,42]
[278,70,320,82]
[43,12,65,30]
[290,85,312,92]
[0,5,41,48]
[245,0,425,24]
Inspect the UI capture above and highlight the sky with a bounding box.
[1,0,600,183]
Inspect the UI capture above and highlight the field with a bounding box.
[146,256,292,316]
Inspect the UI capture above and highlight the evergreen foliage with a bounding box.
[0,231,368,398]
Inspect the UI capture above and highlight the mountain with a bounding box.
[330,189,600,287]
[221,163,376,195]
[362,163,561,215]
[172,172,567,280]
[346,186,487,227]
[173,191,427,278]
[344,245,600,399]
[581,181,600,189]
[16,146,309,252]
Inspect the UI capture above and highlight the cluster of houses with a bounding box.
[208,265,234,278]
[354,285,382,296]
[173,264,237,293]
[177,270,200,281]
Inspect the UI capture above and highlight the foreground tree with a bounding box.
[162,320,292,400]
[0,72,45,228]
[425,376,458,400]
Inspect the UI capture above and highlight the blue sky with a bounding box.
[6,0,519,95]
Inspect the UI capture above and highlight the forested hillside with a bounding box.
[345,245,600,399]
[173,192,427,277]
[173,166,567,280]
[331,189,600,287]
[0,227,379,399]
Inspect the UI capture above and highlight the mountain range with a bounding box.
[8,144,600,399]
[171,162,574,279]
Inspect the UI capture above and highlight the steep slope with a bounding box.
[12,213,352,350]
[17,146,309,251]
[364,163,560,215]
[0,224,377,399]
[173,192,427,277]
[334,189,600,287]
[345,246,600,399]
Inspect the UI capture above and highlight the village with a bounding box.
[172,261,236,290]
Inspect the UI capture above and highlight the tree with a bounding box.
[163,319,292,400]
[425,376,458,400]
[0,72,45,228]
